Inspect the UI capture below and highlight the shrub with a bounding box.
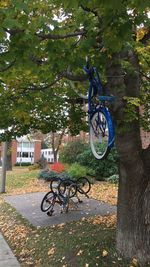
[50,162,65,173]
[77,147,118,180]
[67,163,87,179]
[38,169,72,182]
[15,162,32,166]
[29,163,39,171]
[37,156,47,169]
[58,172,72,180]
[106,174,119,184]
[38,169,58,182]
[59,139,88,164]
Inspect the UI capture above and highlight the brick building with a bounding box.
[0,136,41,166]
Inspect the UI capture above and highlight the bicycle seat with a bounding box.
[99,96,115,102]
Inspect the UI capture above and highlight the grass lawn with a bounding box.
[0,167,141,266]
[6,167,47,195]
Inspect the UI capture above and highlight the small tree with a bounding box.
[59,139,88,164]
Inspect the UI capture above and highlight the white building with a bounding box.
[41,148,59,163]
[16,136,41,164]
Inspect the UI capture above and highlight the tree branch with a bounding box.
[36,30,86,40]
[62,70,87,82]
[140,71,150,82]
[80,4,99,17]
[3,27,24,35]
[3,27,86,41]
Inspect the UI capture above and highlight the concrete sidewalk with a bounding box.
[5,192,116,227]
[0,233,20,267]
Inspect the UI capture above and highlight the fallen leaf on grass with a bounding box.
[77,250,83,256]
[102,249,108,257]
[48,247,55,256]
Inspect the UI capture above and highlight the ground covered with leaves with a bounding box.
[0,197,131,267]
[0,168,144,266]
[6,168,118,206]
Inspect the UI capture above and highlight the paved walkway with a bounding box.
[5,192,116,227]
[0,233,20,267]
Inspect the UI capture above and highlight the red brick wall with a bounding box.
[34,141,41,163]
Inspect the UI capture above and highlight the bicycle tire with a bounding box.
[77,177,91,194]
[90,110,111,160]
[41,191,55,212]
[58,179,77,198]
[50,177,62,193]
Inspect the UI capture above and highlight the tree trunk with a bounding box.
[51,130,65,162]
[106,53,150,265]
[116,124,150,265]
[0,142,8,193]
[6,141,12,171]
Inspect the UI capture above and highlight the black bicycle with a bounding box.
[41,189,70,216]
[41,177,91,216]
[57,177,91,198]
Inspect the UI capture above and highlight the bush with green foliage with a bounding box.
[106,174,119,184]
[15,162,32,166]
[38,169,72,182]
[59,139,88,164]
[77,147,118,180]
[58,172,72,180]
[67,163,87,178]
[38,169,58,181]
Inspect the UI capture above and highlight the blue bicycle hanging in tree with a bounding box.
[84,63,115,160]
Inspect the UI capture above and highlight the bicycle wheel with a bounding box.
[90,110,110,160]
[77,177,91,194]
[58,179,77,198]
[41,191,55,212]
[50,178,61,193]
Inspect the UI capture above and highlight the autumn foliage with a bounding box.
[50,162,65,173]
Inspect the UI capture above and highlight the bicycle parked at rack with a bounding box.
[40,177,91,216]
[84,62,115,160]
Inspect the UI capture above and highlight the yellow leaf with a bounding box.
[132,258,139,266]
[77,250,83,256]
[47,247,55,256]
[102,249,108,257]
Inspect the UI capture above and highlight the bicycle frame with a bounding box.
[84,66,115,150]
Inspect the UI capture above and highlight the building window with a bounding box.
[30,142,34,148]
[22,142,30,148]
[22,152,29,158]
[30,152,34,157]
[17,152,21,157]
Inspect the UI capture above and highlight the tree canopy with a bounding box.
[0,0,149,140]
[0,1,150,264]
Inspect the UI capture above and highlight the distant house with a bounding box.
[41,148,58,163]
[0,136,41,165]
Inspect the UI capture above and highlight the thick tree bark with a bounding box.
[106,53,150,266]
